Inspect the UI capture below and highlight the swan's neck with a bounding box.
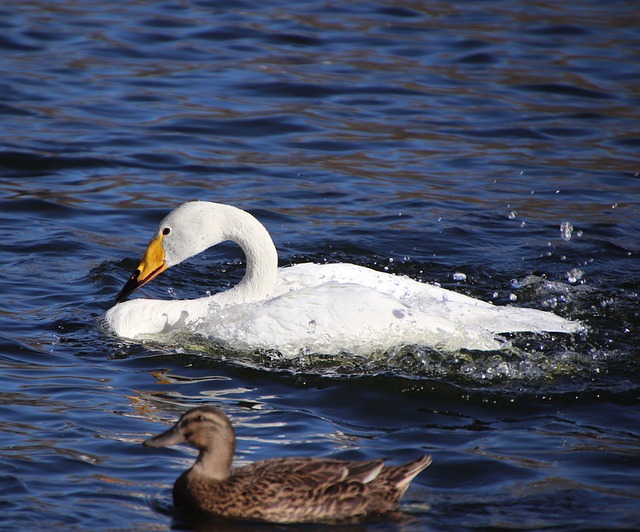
[213,206,278,305]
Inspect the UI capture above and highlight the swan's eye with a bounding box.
[162,227,171,236]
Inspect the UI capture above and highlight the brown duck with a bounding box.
[143,406,432,524]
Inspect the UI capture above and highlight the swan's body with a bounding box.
[143,406,432,523]
[104,201,581,355]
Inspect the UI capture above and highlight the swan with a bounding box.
[104,201,581,355]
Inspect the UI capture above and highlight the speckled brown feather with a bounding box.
[144,406,431,524]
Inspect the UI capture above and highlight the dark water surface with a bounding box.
[1,0,639,529]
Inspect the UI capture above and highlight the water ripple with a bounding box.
[0,0,639,529]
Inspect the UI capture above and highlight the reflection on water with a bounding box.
[1,0,639,529]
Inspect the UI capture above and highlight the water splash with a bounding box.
[560,221,573,241]
[566,268,584,284]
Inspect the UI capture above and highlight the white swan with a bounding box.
[104,201,581,356]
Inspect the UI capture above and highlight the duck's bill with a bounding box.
[115,234,167,303]
[143,424,185,448]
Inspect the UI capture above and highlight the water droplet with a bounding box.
[453,272,467,281]
[566,268,584,283]
[508,210,517,220]
[560,221,573,241]
[307,320,317,335]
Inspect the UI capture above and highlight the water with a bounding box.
[1,0,639,529]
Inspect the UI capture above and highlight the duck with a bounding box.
[143,406,433,523]
[104,201,582,355]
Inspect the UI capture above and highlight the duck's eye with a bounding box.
[162,227,171,236]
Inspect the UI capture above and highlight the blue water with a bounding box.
[1,0,639,529]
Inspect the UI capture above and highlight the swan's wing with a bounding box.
[273,263,492,307]
[274,263,581,333]
[195,282,509,355]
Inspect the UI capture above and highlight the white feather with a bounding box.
[104,202,582,356]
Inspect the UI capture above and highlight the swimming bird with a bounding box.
[143,406,432,523]
[104,201,581,354]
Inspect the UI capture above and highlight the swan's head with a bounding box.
[115,202,229,303]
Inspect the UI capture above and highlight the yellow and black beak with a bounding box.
[115,233,167,303]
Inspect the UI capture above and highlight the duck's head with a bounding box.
[143,406,236,453]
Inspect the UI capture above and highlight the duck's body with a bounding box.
[144,406,432,523]
[104,201,581,355]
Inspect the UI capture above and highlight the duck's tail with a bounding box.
[378,454,432,497]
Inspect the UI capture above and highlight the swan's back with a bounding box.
[193,263,581,355]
